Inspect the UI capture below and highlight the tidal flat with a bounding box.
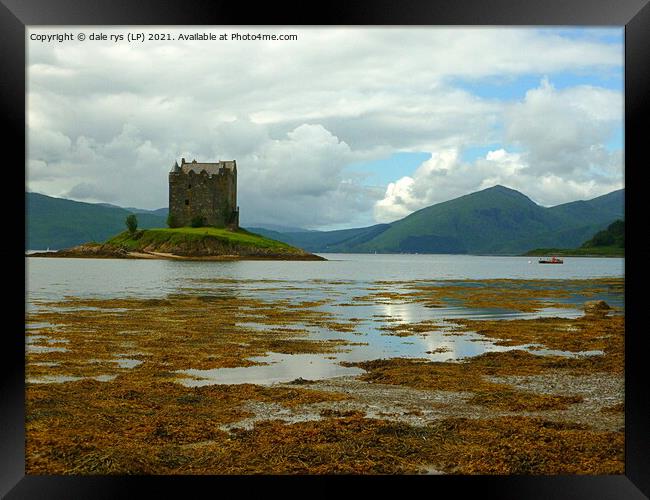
[25,277,624,474]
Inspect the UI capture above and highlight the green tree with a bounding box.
[167,213,177,228]
[125,214,138,234]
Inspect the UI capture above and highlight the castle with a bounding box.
[168,158,239,229]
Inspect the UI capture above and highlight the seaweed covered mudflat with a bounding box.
[25,278,624,474]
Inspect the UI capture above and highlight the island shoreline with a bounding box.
[26,250,326,261]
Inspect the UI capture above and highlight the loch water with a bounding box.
[26,254,625,385]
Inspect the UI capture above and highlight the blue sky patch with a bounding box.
[461,144,502,163]
[451,68,623,102]
[345,152,431,186]
[537,27,623,45]
[607,127,624,151]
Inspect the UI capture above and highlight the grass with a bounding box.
[107,227,297,251]
[30,226,325,260]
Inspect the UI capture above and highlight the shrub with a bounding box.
[125,214,138,234]
[191,216,205,228]
[167,214,178,228]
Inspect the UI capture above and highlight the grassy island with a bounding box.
[29,227,325,261]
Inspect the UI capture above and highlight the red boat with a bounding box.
[538,256,564,264]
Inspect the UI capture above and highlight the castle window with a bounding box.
[188,184,191,189]
[185,199,189,206]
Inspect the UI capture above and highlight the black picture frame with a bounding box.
[4,0,649,497]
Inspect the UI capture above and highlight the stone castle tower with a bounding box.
[168,158,239,229]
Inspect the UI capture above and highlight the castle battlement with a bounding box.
[168,158,239,228]
[173,158,237,177]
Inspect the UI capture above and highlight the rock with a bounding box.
[29,243,131,259]
[584,300,611,314]
[288,377,315,385]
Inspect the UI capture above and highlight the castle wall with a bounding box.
[168,165,238,228]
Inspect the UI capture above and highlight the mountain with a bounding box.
[524,219,624,257]
[581,219,624,249]
[257,186,624,255]
[26,193,310,250]
[150,208,170,217]
[26,193,167,250]
[354,186,553,254]
[245,223,311,234]
[547,190,624,226]
[26,186,625,254]
[96,203,167,215]
[248,224,391,253]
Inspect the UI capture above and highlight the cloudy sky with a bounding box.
[27,27,623,230]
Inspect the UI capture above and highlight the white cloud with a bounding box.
[374,176,418,222]
[236,124,380,227]
[373,76,623,222]
[374,144,622,222]
[505,78,622,177]
[26,27,623,227]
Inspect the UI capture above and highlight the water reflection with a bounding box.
[27,256,624,386]
[175,310,603,386]
[178,352,365,387]
[26,334,69,353]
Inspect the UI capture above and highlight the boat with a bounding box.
[538,256,563,264]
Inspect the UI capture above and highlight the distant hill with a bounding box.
[26,193,308,250]
[248,224,391,253]
[149,208,169,217]
[524,219,624,257]
[246,223,312,234]
[96,203,168,216]
[26,186,624,254]
[26,193,167,250]
[259,186,623,255]
[582,219,624,249]
[546,190,624,227]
